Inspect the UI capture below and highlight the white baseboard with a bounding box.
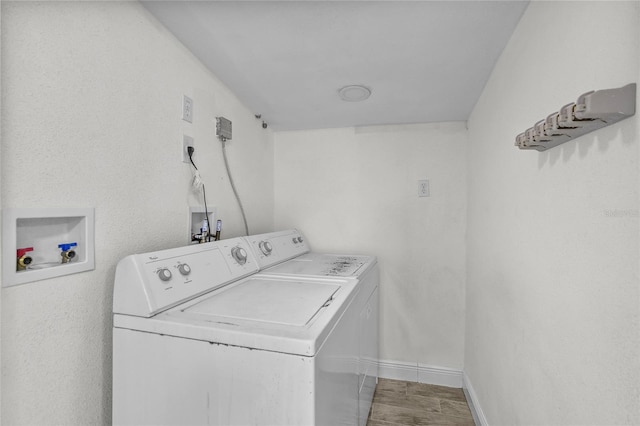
[377,361,487,425]
[463,372,488,426]
[377,359,463,388]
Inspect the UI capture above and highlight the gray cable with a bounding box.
[221,140,249,236]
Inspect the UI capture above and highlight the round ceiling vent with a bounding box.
[338,85,372,102]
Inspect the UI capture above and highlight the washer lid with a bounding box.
[183,278,340,326]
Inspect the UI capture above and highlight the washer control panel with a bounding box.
[114,237,258,317]
[245,229,310,269]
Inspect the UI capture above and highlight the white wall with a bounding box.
[274,123,467,371]
[465,2,639,425]
[0,3,3,419]
[0,2,273,424]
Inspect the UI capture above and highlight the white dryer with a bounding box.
[112,237,361,425]
[245,230,379,426]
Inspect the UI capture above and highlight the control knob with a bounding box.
[297,236,304,243]
[178,263,191,276]
[259,241,273,256]
[158,268,172,282]
[231,247,248,265]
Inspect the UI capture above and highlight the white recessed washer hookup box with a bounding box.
[2,207,95,287]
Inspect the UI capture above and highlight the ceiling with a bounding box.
[142,1,529,131]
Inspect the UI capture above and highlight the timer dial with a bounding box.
[178,263,191,276]
[231,247,248,265]
[158,268,172,282]
[259,241,273,256]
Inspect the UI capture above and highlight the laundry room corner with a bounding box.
[2,0,638,424]
[273,122,468,377]
[0,2,273,424]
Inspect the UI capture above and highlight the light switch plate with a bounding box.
[418,180,430,197]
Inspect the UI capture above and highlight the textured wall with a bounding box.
[274,123,467,370]
[0,2,273,424]
[465,1,640,424]
[0,3,3,419]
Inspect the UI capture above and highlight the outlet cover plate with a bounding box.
[183,135,194,163]
[182,95,193,123]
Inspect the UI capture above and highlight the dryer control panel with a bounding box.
[113,237,258,317]
[245,229,310,269]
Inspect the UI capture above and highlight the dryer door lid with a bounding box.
[183,278,340,326]
[267,254,369,277]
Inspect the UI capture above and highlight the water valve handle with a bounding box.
[58,242,78,264]
[58,242,78,251]
[17,247,34,271]
[17,247,34,258]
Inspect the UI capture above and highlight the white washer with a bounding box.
[245,229,379,426]
[112,237,361,425]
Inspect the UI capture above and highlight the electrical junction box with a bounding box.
[216,117,232,141]
[2,207,95,287]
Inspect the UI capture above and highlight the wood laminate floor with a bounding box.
[366,378,475,426]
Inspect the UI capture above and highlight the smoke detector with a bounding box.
[338,85,372,102]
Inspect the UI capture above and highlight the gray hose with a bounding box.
[221,140,249,236]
